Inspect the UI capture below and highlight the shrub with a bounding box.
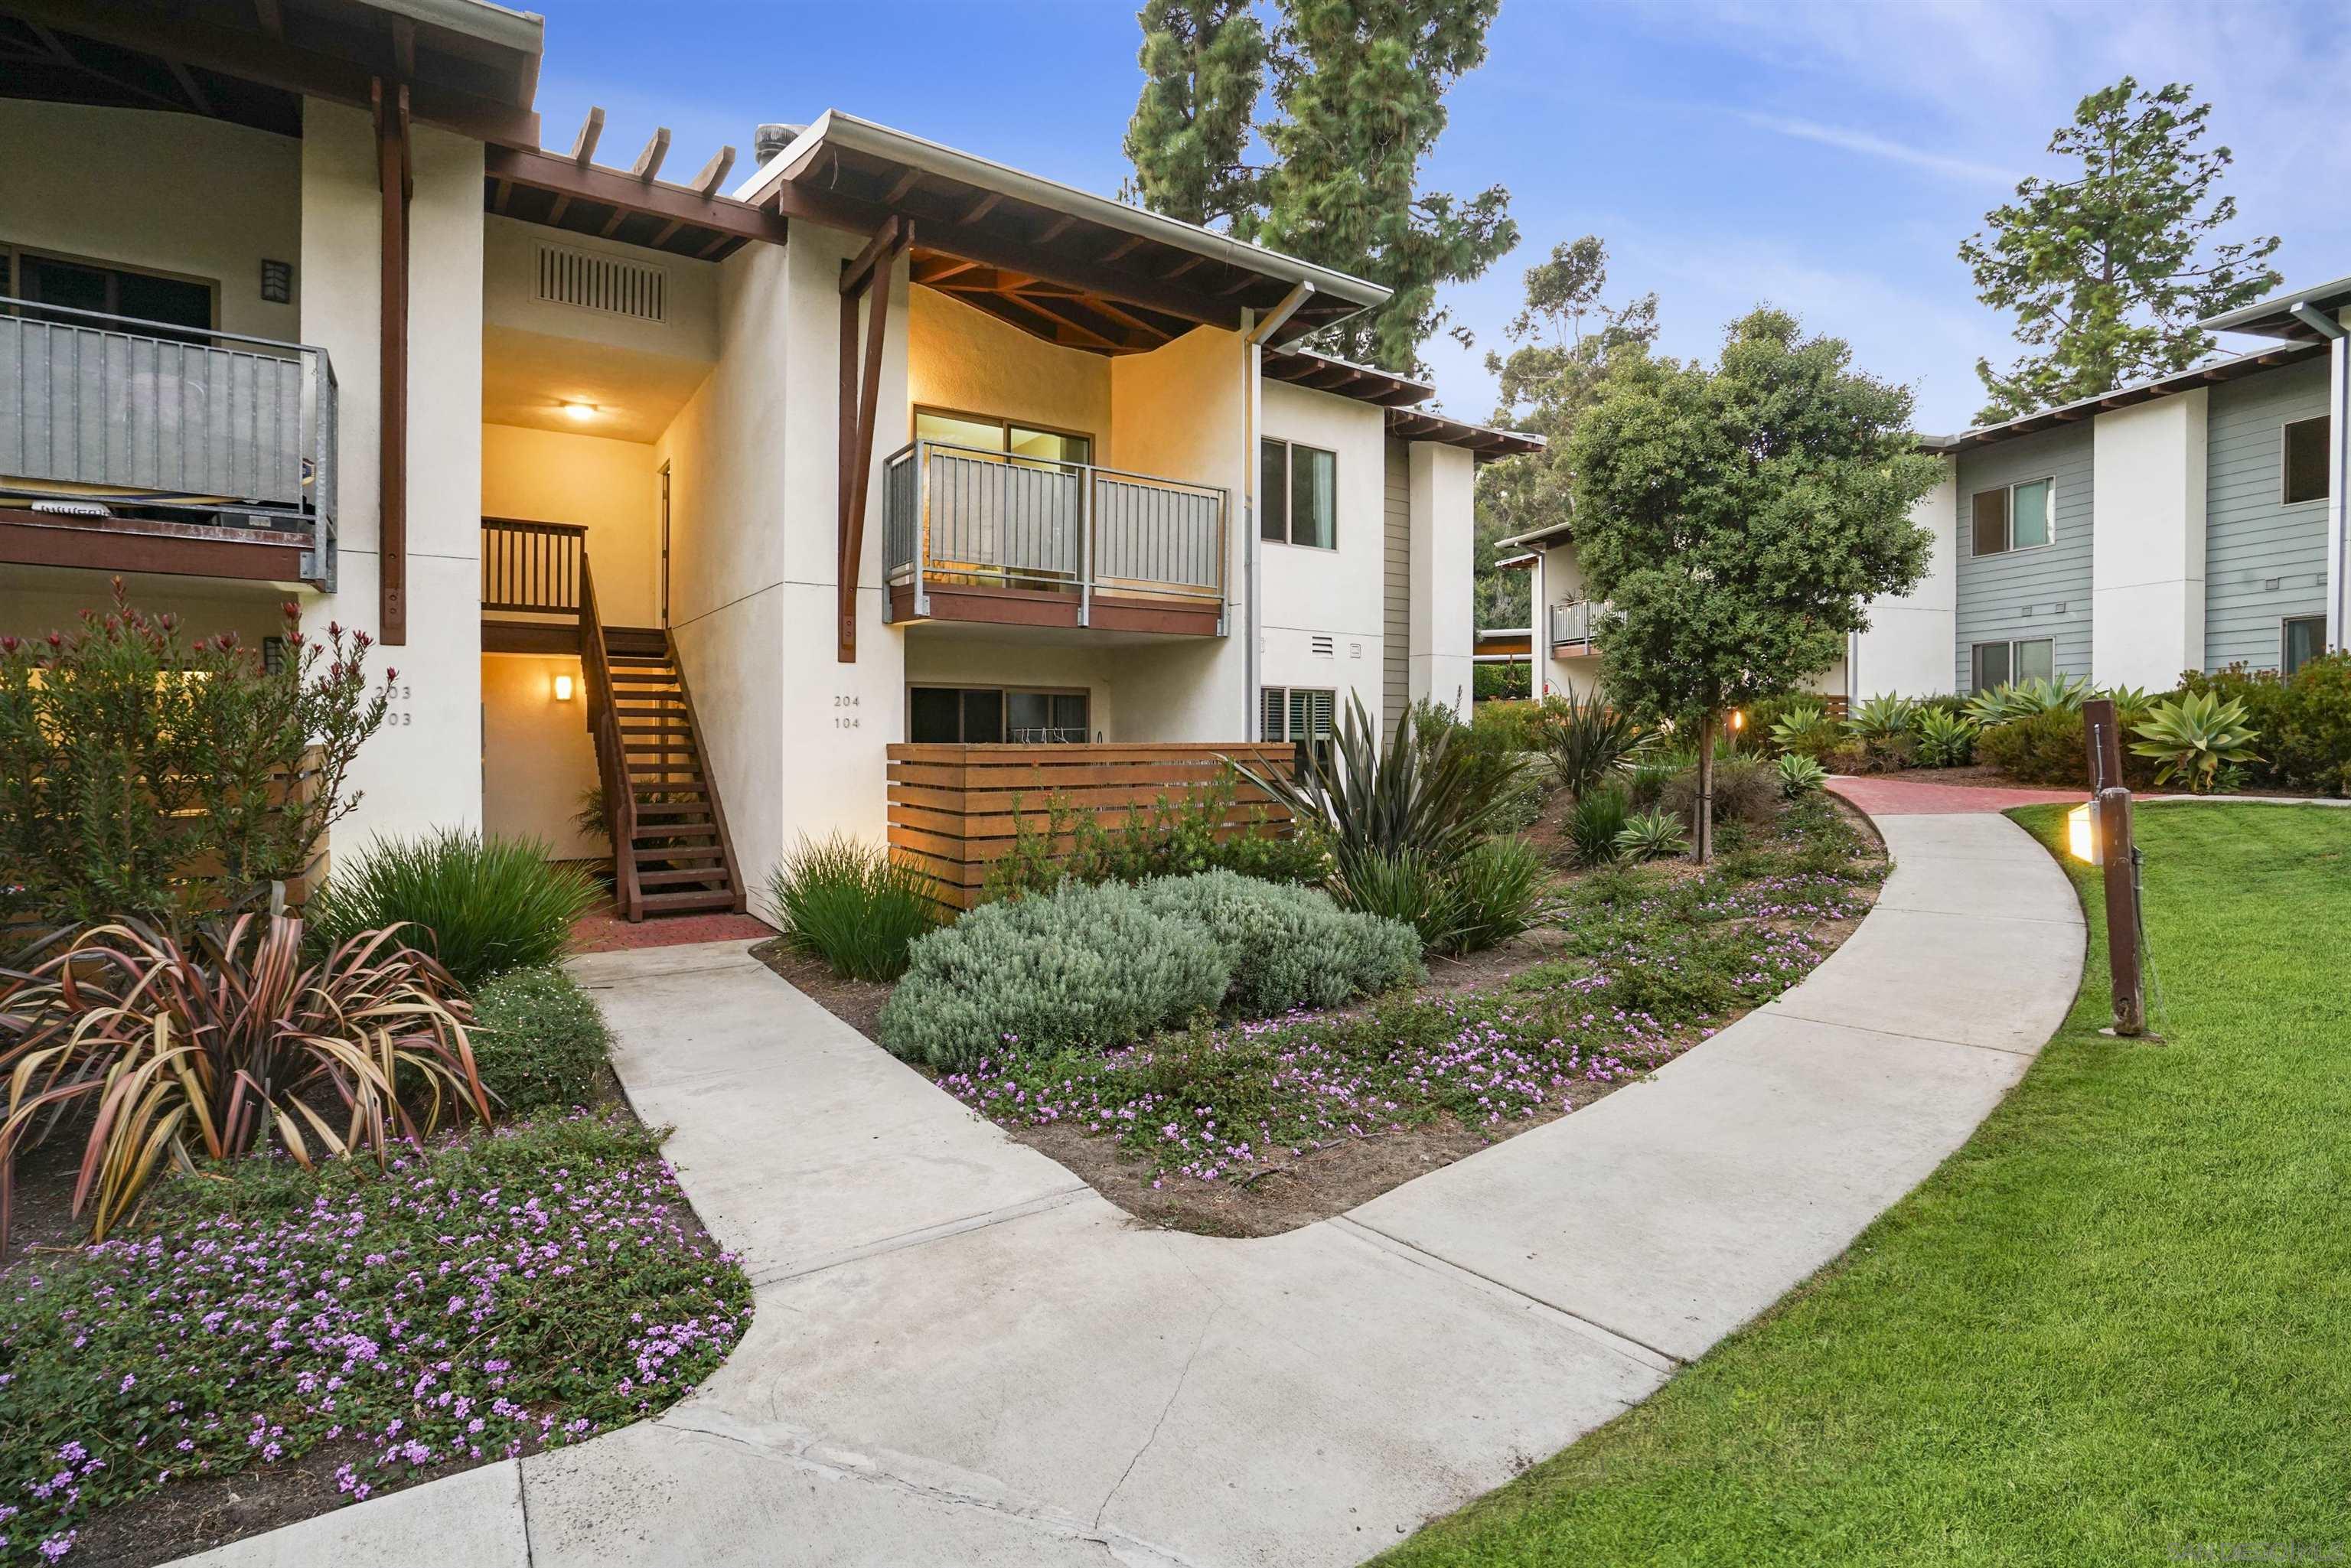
[1975,707,2084,785]
[0,915,487,1245]
[1473,660,1531,701]
[1776,752,1828,797]
[0,582,390,931]
[1410,696,1534,831]
[1762,699,1841,759]
[2183,654,2351,795]
[1443,836,1552,954]
[983,766,1325,901]
[2131,692,2262,793]
[768,834,937,981]
[1626,753,1685,810]
[879,881,1228,1068]
[1568,783,1632,867]
[307,829,598,990]
[1659,755,1778,830]
[1616,809,1688,862]
[1469,698,1546,753]
[1136,868,1422,1012]
[1537,690,1648,799]
[470,965,611,1113]
[1913,706,1978,768]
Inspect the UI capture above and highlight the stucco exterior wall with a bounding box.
[298,99,484,849]
[1850,458,1958,697]
[1407,441,1474,716]
[902,634,1117,740]
[908,286,1112,458]
[0,100,302,341]
[1260,380,1387,725]
[481,212,719,363]
[2090,392,2208,689]
[480,653,601,859]
[481,422,663,626]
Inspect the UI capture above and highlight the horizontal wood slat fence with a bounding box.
[886,742,1297,910]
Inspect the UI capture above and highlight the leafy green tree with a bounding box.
[1961,77,2281,423]
[1122,0,1516,375]
[1569,308,1940,860]
[1122,0,1266,227]
[1473,236,1658,629]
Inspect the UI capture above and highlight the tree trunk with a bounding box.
[1694,709,1717,864]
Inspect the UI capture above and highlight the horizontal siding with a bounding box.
[1382,438,1410,728]
[1954,424,2094,689]
[2205,359,2330,671]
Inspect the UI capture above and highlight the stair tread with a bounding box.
[629,848,725,862]
[637,889,742,913]
[637,869,733,888]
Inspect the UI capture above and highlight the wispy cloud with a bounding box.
[1734,111,2022,188]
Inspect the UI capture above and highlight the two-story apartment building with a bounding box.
[1506,274,2349,704]
[0,0,1528,921]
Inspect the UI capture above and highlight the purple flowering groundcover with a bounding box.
[0,1113,750,1565]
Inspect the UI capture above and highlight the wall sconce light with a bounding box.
[2066,800,2100,865]
[553,673,576,703]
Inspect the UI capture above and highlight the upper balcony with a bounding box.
[0,299,337,590]
[882,438,1228,637]
[1550,598,1602,654]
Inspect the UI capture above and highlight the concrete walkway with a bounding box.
[178,808,2083,1568]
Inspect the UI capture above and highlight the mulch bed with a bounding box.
[752,796,1884,1239]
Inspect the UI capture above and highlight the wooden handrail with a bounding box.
[577,556,641,918]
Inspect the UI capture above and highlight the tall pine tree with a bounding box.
[1961,77,2281,423]
[1122,0,1516,376]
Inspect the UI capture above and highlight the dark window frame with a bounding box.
[1260,437,1338,549]
[1970,637,2056,692]
[906,683,1092,745]
[2,242,220,336]
[1969,476,2055,558]
[2283,415,2331,506]
[2282,615,2327,676]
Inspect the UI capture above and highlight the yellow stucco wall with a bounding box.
[908,285,1113,458]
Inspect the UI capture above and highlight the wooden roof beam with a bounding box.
[692,145,737,200]
[629,126,671,182]
[487,145,789,249]
[569,106,605,167]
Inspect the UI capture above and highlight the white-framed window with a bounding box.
[1260,438,1337,549]
[1970,478,2054,556]
[1260,686,1335,744]
[2284,416,2331,505]
[1971,637,2056,692]
[2283,615,2327,676]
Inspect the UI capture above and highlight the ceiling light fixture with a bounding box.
[560,402,598,422]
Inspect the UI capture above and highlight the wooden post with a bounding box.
[2082,699,2146,1036]
[373,79,411,646]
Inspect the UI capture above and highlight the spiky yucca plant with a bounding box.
[0,914,487,1247]
[1912,707,1978,768]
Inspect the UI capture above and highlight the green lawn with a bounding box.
[1382,803,2351,1567]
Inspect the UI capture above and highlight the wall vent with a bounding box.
[535,241,668,324]
[1311,634,1335,657]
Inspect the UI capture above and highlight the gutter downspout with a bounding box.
[1241,281,1316,738]
[2290,302,2350,654]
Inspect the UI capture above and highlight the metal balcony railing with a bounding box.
[881,438,1227,626]
[0,296,337,588]
[1549,598,1600,648]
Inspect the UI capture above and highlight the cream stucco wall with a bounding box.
[908,286,1112,458]
[481,653,601,859]
[902,633,1117,739]
[1258,380,1387,725]
[481,423,663,626]
[0,567,289,648]
[2092,392,2209,689]
[1850,458,1960,698]
[482,212,719,362]
[298,99,484,849]
[1407,441,1475,716]
[0,101,302,341]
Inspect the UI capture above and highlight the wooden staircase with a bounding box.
[591,624,745,920]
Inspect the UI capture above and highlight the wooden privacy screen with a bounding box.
[885,742,1297,911]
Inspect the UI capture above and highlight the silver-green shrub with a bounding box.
[878,881,1227,1068]
[1136,868,1422,1014]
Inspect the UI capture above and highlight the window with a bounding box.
[6,249,214,334]
[1971,637,2056,692]
[2284,416,2331,505]
[907,686,1089,744]
[1260,686,1335,744]
[1970,478,2053,556]
[913,407,1092,468]
[1260,438,1336,549]
[2284,616,2327,676]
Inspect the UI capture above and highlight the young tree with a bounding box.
[1569,309,1941,860]
[1122,0,1516,376]
[1473,236,1658,629]
[1122,0,1266,227]
[1961,77,2281,423]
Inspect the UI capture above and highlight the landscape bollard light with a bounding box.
[2080,699,2149,1039]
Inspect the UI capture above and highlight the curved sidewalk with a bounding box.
[178,806,2083,1568]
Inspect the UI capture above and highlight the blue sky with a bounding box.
[528,0,2351,436]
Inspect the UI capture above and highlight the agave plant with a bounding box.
[2098,685,2159,729]
[1615,808,1689,862]
[1844,693,1921,743]
[0,914,489,1247]
[1775,752,1828,797]
[1913,707,1978,768]
[1768,701,1840,758]
[1537,690,1648,799]
[2131,692,2262,794]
